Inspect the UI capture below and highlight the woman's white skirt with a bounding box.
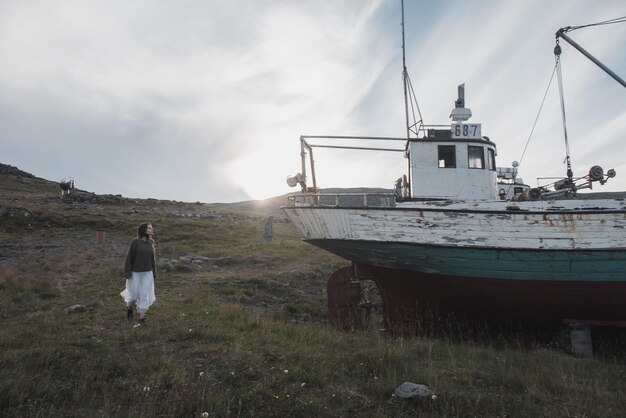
[120,271,156,312]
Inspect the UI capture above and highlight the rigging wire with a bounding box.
[401,0,425,139]
[405,73,425,137]
[555,41,574,180]
[562,16,626,32]
[517,62,558,168]
[549,15,626,185]
[523,15,626,166]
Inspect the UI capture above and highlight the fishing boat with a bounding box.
[282,7,626,333]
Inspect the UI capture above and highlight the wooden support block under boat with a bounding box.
[559,324,593,357]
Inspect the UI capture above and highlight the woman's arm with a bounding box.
[123,239,137,278]
[151,241,157,280]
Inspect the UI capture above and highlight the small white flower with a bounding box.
[143,386,150,393]
[230,371,235,376]
[283,369,288,374]
[201,412,209,418]
[199,372,205,377]
[300,382,306,387]
[189,329,192,333]
[431,394,437,400]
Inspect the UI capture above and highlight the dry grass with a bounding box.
[1,175,626,417]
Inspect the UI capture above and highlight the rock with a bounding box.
[2,208,32,218]
[179,255,193,264]
[181,255,231,266]
[157,258,175,272]
[393,382,432,399]
[263,216,273,243]
[65,304,87,314]
[166,255,233,272]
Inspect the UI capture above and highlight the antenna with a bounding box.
[450,83,472,123]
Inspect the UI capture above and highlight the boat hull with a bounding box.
[307,238,626,281]
[283,198,626,326]
[355,263,626,327]
[307,239,626,326]
[283,199,626,251]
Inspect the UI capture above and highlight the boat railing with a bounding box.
[287,130,457,200]
[287,192,397,208]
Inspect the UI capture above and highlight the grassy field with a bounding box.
[1,169,626,417]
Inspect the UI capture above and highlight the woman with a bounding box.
[121,223,157,326]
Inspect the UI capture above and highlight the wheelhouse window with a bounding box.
[488,148,496,171]
[438,145,456,168]
[468,146,485,169]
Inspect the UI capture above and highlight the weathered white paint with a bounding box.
[408,138,498,200]
[283,198,626,250]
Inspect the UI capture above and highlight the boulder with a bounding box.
[65,304,87,314]
[157,258,175,272]
[393,382,432,399]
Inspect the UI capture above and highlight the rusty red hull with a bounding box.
[358,264,626,331]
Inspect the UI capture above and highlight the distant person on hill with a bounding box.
[120,223,157,326]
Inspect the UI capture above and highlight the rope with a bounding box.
[518,62,558,168]
[502,61,559,197]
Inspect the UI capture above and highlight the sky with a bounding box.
[1,0,624,203]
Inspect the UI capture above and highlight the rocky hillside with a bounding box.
[0,162,289,217]
[0,160,343,318]
[0,163,36,178]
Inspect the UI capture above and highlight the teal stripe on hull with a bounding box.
[308,239,626,282]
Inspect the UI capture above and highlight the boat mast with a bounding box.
[401,0,411,141]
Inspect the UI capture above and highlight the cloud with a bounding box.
[1,0,624,201]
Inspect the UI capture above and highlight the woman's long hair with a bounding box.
[137,223,152,239]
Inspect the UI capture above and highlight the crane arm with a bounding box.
[555,28,626,88]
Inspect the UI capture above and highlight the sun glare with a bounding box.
[228,149,297,201]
